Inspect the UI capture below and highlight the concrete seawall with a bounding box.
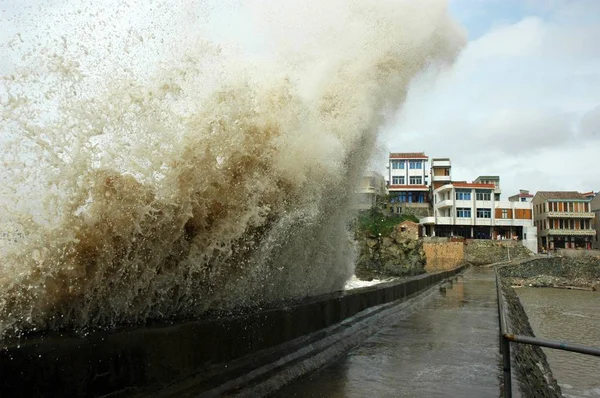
[499,278,562,397]
[0,266,465,397]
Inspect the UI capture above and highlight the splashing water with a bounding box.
[0,0,465,338]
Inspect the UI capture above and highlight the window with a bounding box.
[476,208,491,218]
[391,160,404,169]
[456,208,471,218]
[409,176,422,185]
[409,160,422,169]
[475,190,491,201]
[520,197,526,202]
[456,189,471,200]
[501,209,508,219]
[392,176,405,185]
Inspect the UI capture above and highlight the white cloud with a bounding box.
[381,1,600,196]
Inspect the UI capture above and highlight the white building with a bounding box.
[508,189,534,203]
[420,181,537,252]
[387,152,429,214]
[430,158,451,191]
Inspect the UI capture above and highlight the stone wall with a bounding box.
[423,241,464,272]
[499,256,600,289]
[500,279,562,397]
[464,240,533,265]
[555,248,600,258]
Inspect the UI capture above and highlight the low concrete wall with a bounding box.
[0,266,465,397]
[555,248,600,258]
[499,279,562,397]
[423,241,465,272]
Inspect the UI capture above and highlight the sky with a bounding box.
[379,0,600,197]
[1,0,599,199]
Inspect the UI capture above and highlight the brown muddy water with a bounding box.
[517,288,600,398]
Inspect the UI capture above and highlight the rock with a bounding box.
[366,238,378,248]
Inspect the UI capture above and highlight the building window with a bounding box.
[502,209,508,219]
[475,190,491,201]
[392,176,405,185]
[456,208,471,218]
[409,176,422,185]
[476,208,491,218]
[409,160,422,169]
[456,189,471,200]
[520,197,526,202]
[391,160,404,169]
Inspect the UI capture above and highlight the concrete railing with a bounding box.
[0,266,466,397]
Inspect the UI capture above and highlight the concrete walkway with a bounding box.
[275,268,500,397]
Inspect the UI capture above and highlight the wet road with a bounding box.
[274,268,500,397]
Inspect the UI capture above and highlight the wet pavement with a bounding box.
[274,268,500,397]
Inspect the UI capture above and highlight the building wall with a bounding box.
[533,193,595,251]
[423,241,464,272]
[592,194,600,249]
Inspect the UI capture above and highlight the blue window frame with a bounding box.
[476,208,491,218]
[456,189,471,200]
[391,160,405,169]
[392,176,405,185]
[456,208,471,218]
[409,176,422,185]
[409,160,422,169]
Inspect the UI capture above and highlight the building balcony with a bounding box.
[546,229,596,236]
[435,199,453,208]
[546,211,595,219]
[495,219,534,227]
[455,218,473,226]
[420,216,435,225]
[436,216,453,225]
[388,184,428,192]
[432,159,451,167]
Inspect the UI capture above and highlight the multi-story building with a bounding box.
[592,193,600,249]
[387,152,429,214]
[508,189,534,203]
[474,176,501,201]
[354,171,386,210]
[581,191,596,200]
[532,191,596,250]
[430,158,451,191]
[420,180,537,252]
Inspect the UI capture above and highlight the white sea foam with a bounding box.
[0,0,465,337]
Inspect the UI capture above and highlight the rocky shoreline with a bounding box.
[499,256,600,291]
[354,227,425,280]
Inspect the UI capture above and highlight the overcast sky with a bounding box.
[378,0,600,197]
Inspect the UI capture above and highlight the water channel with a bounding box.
[516,288,600,398]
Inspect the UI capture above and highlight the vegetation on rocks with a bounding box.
[353,208,418,237]
[353,209,425,280]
